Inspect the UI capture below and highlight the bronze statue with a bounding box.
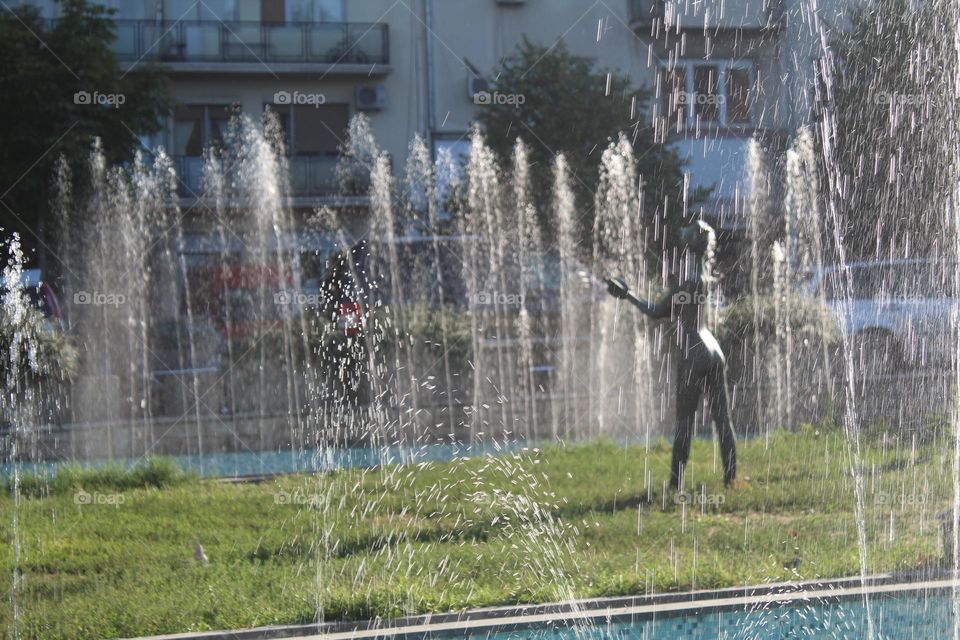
[606,220,736,488]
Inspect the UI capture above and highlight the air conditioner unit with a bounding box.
[354,84,387,110]
[467,76,490,102]
[495,0,526,5]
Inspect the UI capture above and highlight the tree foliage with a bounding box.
[476,37,692,251]
[0,0,171,261]
[826,0,953,260]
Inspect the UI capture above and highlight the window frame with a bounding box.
[662,59,755,129]
[172,103,233,157]
[263,102,351,156]
[286,0,346,22]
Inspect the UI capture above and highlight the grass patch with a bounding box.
[4,457,192,498]
[0,427,951,639]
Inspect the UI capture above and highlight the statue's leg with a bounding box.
[708,366,737,485]
[671,381,701,489]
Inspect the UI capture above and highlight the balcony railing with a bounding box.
[110,20,389,65]
[174,155,349,198]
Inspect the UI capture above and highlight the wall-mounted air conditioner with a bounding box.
[495,0,527,5]
[354,85,387,110]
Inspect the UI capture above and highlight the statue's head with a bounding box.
[677,220,714,255]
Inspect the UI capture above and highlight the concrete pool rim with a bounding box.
[129,572,960,640]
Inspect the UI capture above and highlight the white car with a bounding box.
[806,259,956,370]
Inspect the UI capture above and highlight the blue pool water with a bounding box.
[1,440,526,480]
[484,591,951,639]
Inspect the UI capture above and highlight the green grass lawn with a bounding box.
[0,426,952,639]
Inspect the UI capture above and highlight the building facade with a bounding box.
[24,0,841,230]
[12,0,853,444]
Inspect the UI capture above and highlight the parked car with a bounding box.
[4,269,64,330]
[806,259,956,370]
[178,231,335,340]
[187,263,294,339]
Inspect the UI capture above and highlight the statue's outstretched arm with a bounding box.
[605,277,673,319]
[626,291,673,319]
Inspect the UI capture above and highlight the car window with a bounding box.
[820,269,849,300]
[854,266,885,299]
[909,261,957,298]
[828,262,956,300]
[820,267,886,300]
[894,264,936,299]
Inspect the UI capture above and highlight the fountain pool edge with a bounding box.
[124,573,960,640]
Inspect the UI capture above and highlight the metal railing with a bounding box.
[174,155,347,197]
[109,20,389,65]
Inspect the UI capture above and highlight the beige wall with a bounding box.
[24,0,849,208]
[161,0,425,165]
[772,0,851,133]
[429,0,654,135]
[161,0,668,186]
[663,0,773,30]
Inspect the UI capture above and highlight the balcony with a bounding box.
[627,0,780,31]
[111,20,389,74]
[174,155,352,200]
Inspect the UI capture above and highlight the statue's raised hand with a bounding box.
[605,277,630,299]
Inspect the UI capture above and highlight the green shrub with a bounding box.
[0,304,77,387]
[7,456,191,498]
[386,305,473,364]
[717,293,840,380]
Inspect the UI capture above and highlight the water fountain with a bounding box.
[6,35,960,634]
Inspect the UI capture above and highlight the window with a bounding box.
[693,66,720,122]
[168,0,236,20]
[433,138,470,221]
[196,0,338,22]
[173,104,232,156]
[661,60,754,129]
[265,103,350,155]
[93,0,149,19]
[726,67,752,124]
[286,0,344,22]
[261,0,285,23]
[663,67,687,126]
